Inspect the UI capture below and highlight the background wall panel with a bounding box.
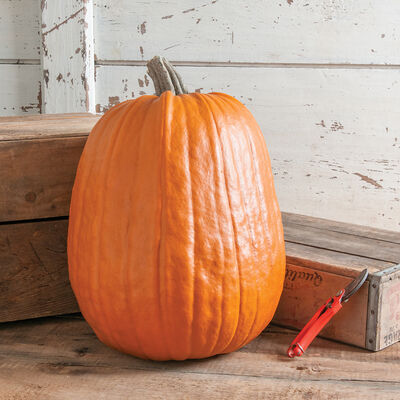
[0,0,399,230]
[0,0,40,60]
[0,65,41,116]
[96,64,400,231]
[94,0,400,65]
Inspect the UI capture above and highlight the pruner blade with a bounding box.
[342,268,369,303]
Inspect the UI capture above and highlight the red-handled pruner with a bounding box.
[287,268,368,358]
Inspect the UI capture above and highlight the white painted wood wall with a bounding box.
[1,0,399,231]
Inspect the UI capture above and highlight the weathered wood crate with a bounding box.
[0,114,99,321]
[277,213,400,351]
[1,114,399,352]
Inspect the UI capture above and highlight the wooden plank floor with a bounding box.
[0,315,399,399]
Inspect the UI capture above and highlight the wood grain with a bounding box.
[0,113,98,124]
[40,0,96,113]
[0,317,399,399]
[93,0,400,65]
[95,64,400,231]
[285,241,395,276]
[284,223,400,264]
[0,114,98,222]
[0,220,78,323]
[0,136,86,222]
[0,65,41,116]
[0,113,99,141]
[284,212,400,245]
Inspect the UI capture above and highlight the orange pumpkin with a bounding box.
[68,56,285,361]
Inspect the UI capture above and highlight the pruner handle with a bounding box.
[287,290,344,358]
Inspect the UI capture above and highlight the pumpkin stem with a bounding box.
[147,56,188,96]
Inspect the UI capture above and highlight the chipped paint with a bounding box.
[43,69,49,88]
[138,78,144,88]
[287,0,293,5]
[81,4,91,112]
[162,15,173,19]
[315,120,326,128]
[139,21,147,35]
[40,1,95,113]
[81,73,90,111]
[331,121,344,131]
[37,82,42,113]
[108,96,120,107]
[95,95,120,114]
[353,173,383,189]
[183,7,196,13]
[42,7,84,36]
[20,104,38,113]
[164,43,181,51]
[122,79,128,93]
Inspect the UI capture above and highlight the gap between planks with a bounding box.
[95,59,400,70]
[0,59,40,65]
[3,59,400,69]
[0,215,69,227]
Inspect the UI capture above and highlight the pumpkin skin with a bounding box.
[68,91,285,361]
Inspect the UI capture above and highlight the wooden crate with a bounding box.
[1,113,399,352]
[0,114,99,321]
[277,213,400,351]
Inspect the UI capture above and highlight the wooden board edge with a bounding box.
[0,113,97,122]
[0,133,90,143]
[371,264,400,351]
[285,254,370,278]
[0,305,80,324]
[366,273,381,351]
[282,212,400,245]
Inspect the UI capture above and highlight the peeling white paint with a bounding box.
[0,65,40,116]
[0,0,40,59]
[40,0,95,113]
[93,0,400,64]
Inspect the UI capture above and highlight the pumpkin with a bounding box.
[68,56,286,361]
